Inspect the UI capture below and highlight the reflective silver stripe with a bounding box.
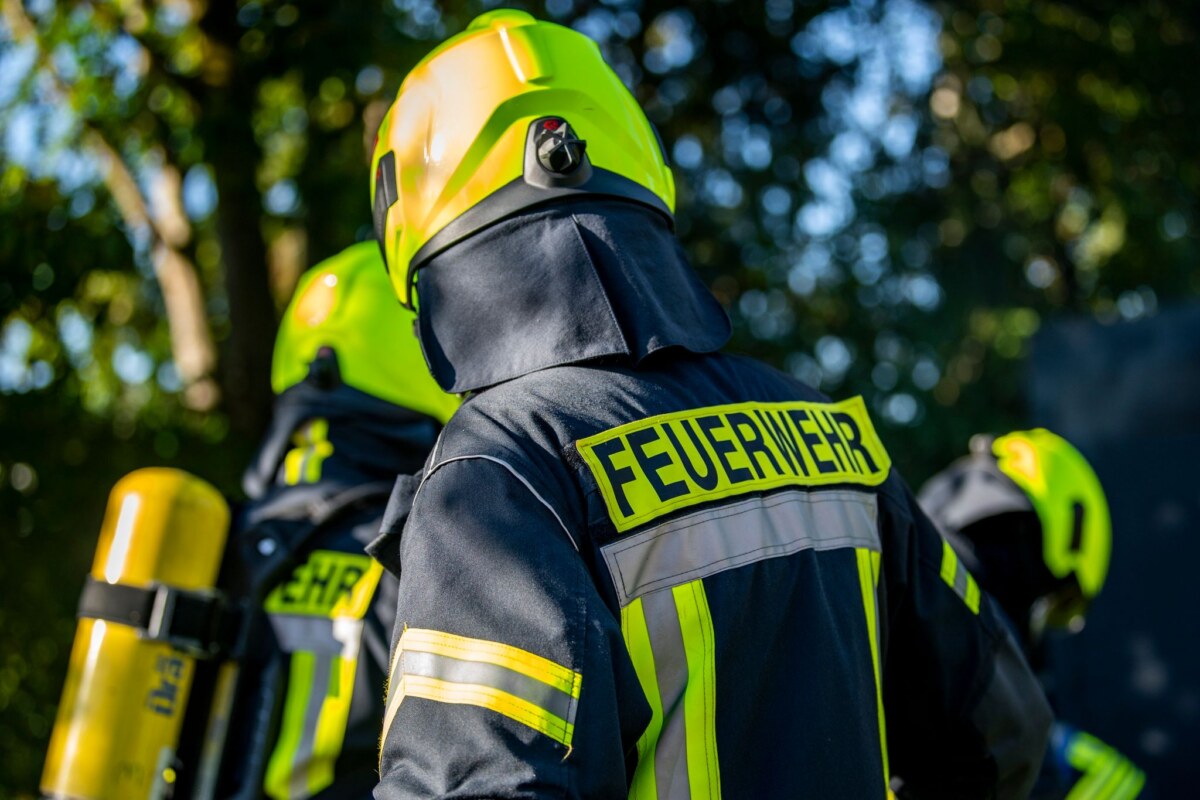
[952,556,970,600]
[602,489,880,607]
[642,588,691,799]
[400,650,577,723]
[298,447,314,484]
[269,615,365,656]
[291,652,332,798]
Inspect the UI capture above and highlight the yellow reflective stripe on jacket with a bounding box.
[939,538,982,615]
[621,580,721,800]
[263,553,383,800]
[264,651,318,800]
[623,597,664,800]
[1064,731,1145,799]
[382,628,582,748]
[310,654,358,791]
[675,580,720,800]
[284,418,334,486]
[577,397,890,532]
[609,488,881,798]
[855,547,889,787]
[264,652,368,799]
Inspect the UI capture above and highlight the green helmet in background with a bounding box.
[918,427,1112,636]
[992,429,1112,602]
[272,240,460,424]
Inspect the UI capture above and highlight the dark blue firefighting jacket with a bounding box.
[225,374,440,800]
[370,201,1052,799]
[918,454,1146,800]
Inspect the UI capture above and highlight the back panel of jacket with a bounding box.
[376,351,1050,799]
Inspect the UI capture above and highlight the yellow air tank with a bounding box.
[41,468,231,800]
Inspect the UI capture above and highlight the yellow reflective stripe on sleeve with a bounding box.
[856,547,889,788]
[622,597,663,800]
[1096,761,1136,799]
[577,397,890,532]
[1067,757,1124,800]
[673,579,721,800]
[1064,731,1145,800]
[400,628,580,697]
[379,640,405,769]
[939,538,981,615]
[381,628,582,749]
[264,652,316,800]
[1116,766,1146,799]
[402,673,576,746]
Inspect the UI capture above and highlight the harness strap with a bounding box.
[77,576,241,657]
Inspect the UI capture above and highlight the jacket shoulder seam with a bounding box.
[419,454,581,552]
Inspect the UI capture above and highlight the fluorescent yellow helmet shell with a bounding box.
[993,429,1112,598]
[370,9,675,308]
[272,241,460,424]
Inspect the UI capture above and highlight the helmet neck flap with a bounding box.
[415,199,731,394]
[243,359,440,503]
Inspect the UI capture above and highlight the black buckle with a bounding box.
[77,576,242,658]
[142,583,202,653]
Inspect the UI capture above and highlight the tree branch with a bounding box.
[4,0,220,410]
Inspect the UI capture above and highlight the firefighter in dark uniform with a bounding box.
[223,241,458,799]
[919,429,1145,799]
[366,10,1052,798]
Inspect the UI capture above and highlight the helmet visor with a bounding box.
[373,150,415,308]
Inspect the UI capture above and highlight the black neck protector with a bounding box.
[415,200,732,394]
[242,377,440,503]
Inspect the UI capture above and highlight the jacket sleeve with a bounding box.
[374,456,650,800]
[879,476,1053,800]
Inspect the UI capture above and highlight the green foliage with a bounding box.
[0,0,1195,794]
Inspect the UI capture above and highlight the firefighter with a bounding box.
[367,10,1052,798]
[223,241,458,799]
[918,429,1145,799]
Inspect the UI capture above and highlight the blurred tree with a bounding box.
[0,0,1195,794]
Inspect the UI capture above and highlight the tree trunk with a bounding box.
[4,0,221,409]
[198,3,278,439]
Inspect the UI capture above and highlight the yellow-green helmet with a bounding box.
[370,9,675,309]
[272,241,460,424]
[992,429,1112,601]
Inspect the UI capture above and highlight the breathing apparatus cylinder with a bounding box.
[40,468,231,800]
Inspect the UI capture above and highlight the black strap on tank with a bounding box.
[77,576,241,658]
[73,483,395,662]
